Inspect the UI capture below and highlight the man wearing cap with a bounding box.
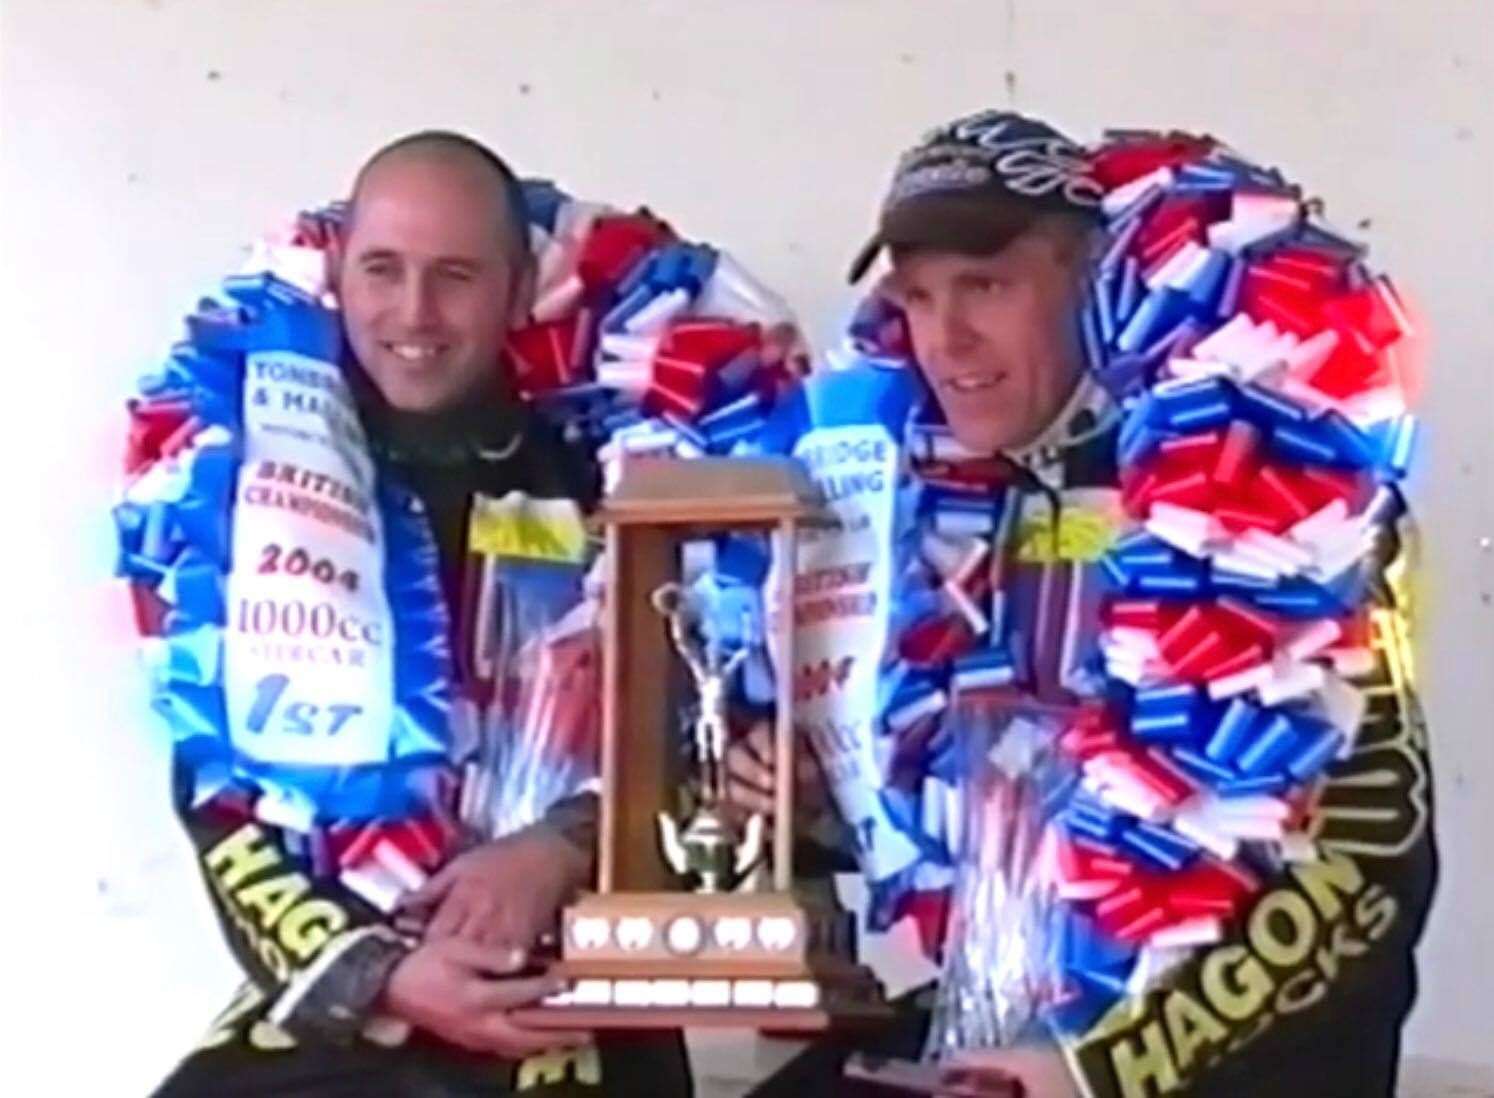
[733,110,1434,1098]
[151,131,689,1097]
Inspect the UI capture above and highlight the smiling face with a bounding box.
[333,152,530,413]
[885,220,1090,455]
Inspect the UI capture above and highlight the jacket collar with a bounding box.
[348,361,529,469]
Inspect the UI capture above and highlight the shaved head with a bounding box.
[348,130,531,270]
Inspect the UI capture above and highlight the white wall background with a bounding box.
[2,1,1490,1092]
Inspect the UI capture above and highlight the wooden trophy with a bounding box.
[515,456,886,1030]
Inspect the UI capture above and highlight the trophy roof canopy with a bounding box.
[601,457,820,527]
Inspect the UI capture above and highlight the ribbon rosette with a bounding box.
[509,183,805,478]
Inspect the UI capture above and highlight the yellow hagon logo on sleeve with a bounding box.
[516,1046,602,1089]
[203,823,350,982]
[1070,608,1429,1098]
[468,492,588,564]
[1078,849,1398,1098]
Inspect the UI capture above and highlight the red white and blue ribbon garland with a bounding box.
[115,182,804,911]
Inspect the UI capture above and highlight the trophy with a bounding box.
[514,457,886,1029]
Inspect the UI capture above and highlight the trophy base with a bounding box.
[511,890,890,1031]
[511,971,890,1031]
[511,1004,886,1032]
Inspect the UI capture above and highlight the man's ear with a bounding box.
[325,221,348,297]
[505,258,537,331]
[1063,222,1102,280]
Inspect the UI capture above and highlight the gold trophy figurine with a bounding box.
[651,582,766,894]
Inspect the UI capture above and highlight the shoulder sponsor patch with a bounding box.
[1014,505,1119,564]
[469,492,588,564]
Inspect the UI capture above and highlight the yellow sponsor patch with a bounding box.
[1014,506,1117,564]
[469,493,588,563]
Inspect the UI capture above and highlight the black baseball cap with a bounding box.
[848,109,1102,283]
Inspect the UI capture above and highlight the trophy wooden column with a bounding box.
[516,457,887,1030]
[599,515,679,894]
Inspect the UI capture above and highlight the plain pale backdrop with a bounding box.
[1,1,1490,1093]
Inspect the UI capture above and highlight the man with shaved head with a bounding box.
[337,133,535,414]
[152,132,689,1098]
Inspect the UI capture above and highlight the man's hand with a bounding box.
[399,825,590,949]
[941,1045,1079,1098]
[724,719,828,826]
[382,938,588,1056]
